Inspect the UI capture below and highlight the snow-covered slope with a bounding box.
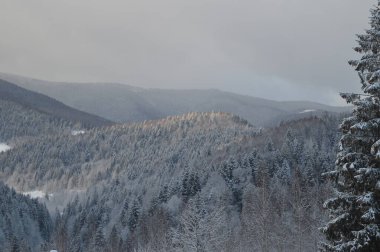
[0,78,112,128]
[0,110,341,251]
[0,143,11,153]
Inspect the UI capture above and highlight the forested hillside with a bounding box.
[0,112,254,191]
[0,99,73,142]
[0,111,343,251]
[0,182,52,252]
[1,0,378,251]
[0,79,112,129]
[0,85,112,252]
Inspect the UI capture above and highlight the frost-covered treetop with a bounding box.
[322,2,380,251]
[349,2,380,94]
[110,111,252,132]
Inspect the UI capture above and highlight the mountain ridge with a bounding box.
[0,78,113,128]
[0,72,349,127]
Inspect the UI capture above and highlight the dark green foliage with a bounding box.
[322,2,380,251]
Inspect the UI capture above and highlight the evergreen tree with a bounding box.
[182,171,201,201]
[120,199,129,227]
[128,199,140,232]
[248,150,259,184]
[158,185,169,203]
[182,171,191,200]
[10,236,20,252]
[220,160,235,188]
[276,159,291,184]
[94,226,106,249]
[189,172,201,197]
[321,2,380,251]
[108,225,119,252]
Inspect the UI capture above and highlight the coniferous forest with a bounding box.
[0,1,380,252]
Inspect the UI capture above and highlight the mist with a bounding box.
[0,0,374,105]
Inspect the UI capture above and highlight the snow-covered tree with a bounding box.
[128,199,140,232]
[94,226,106,249]
[120,199,129,227]
[321,2,380,251]
[172,195,228,252]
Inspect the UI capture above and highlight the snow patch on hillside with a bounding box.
[0,143,11,153]
[23,191,53,199]
[71,130,85,136]
[299,109,316,114]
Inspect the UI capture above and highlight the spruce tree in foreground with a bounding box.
[321,2,380,251]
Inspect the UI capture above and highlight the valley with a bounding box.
[1,1,379,251]
[0,80,343,251]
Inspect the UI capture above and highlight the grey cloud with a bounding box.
[0,0,374,105]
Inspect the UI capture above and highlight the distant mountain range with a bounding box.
[0,73,350,127]
[0,78,112,128]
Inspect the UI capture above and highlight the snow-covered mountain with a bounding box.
[0,78,112,129]
[0,109,341,251]
[0,72,345,251]
[0,72,349,127]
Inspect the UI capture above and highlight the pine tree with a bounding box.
[248,150,259,184]
[94,226,106,249]
[10,236,20,252]
[108,226,119,252]
[182,171,201,201]
[182,171,191,200]
[189,172,201,197]
[120,199,129,227]
[276,159,291,184]
[128,199,140,232]
[321,2,380,251]
[158,185,169,203]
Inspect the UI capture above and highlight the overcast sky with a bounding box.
[0,0,375,105]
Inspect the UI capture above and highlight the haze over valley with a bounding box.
[0,0,379,251]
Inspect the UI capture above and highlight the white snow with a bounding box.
[71,130,85,136]
[0,143,11,153]
[299,109,316,114]
[23,191,46,199]
[50,250,58,252]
